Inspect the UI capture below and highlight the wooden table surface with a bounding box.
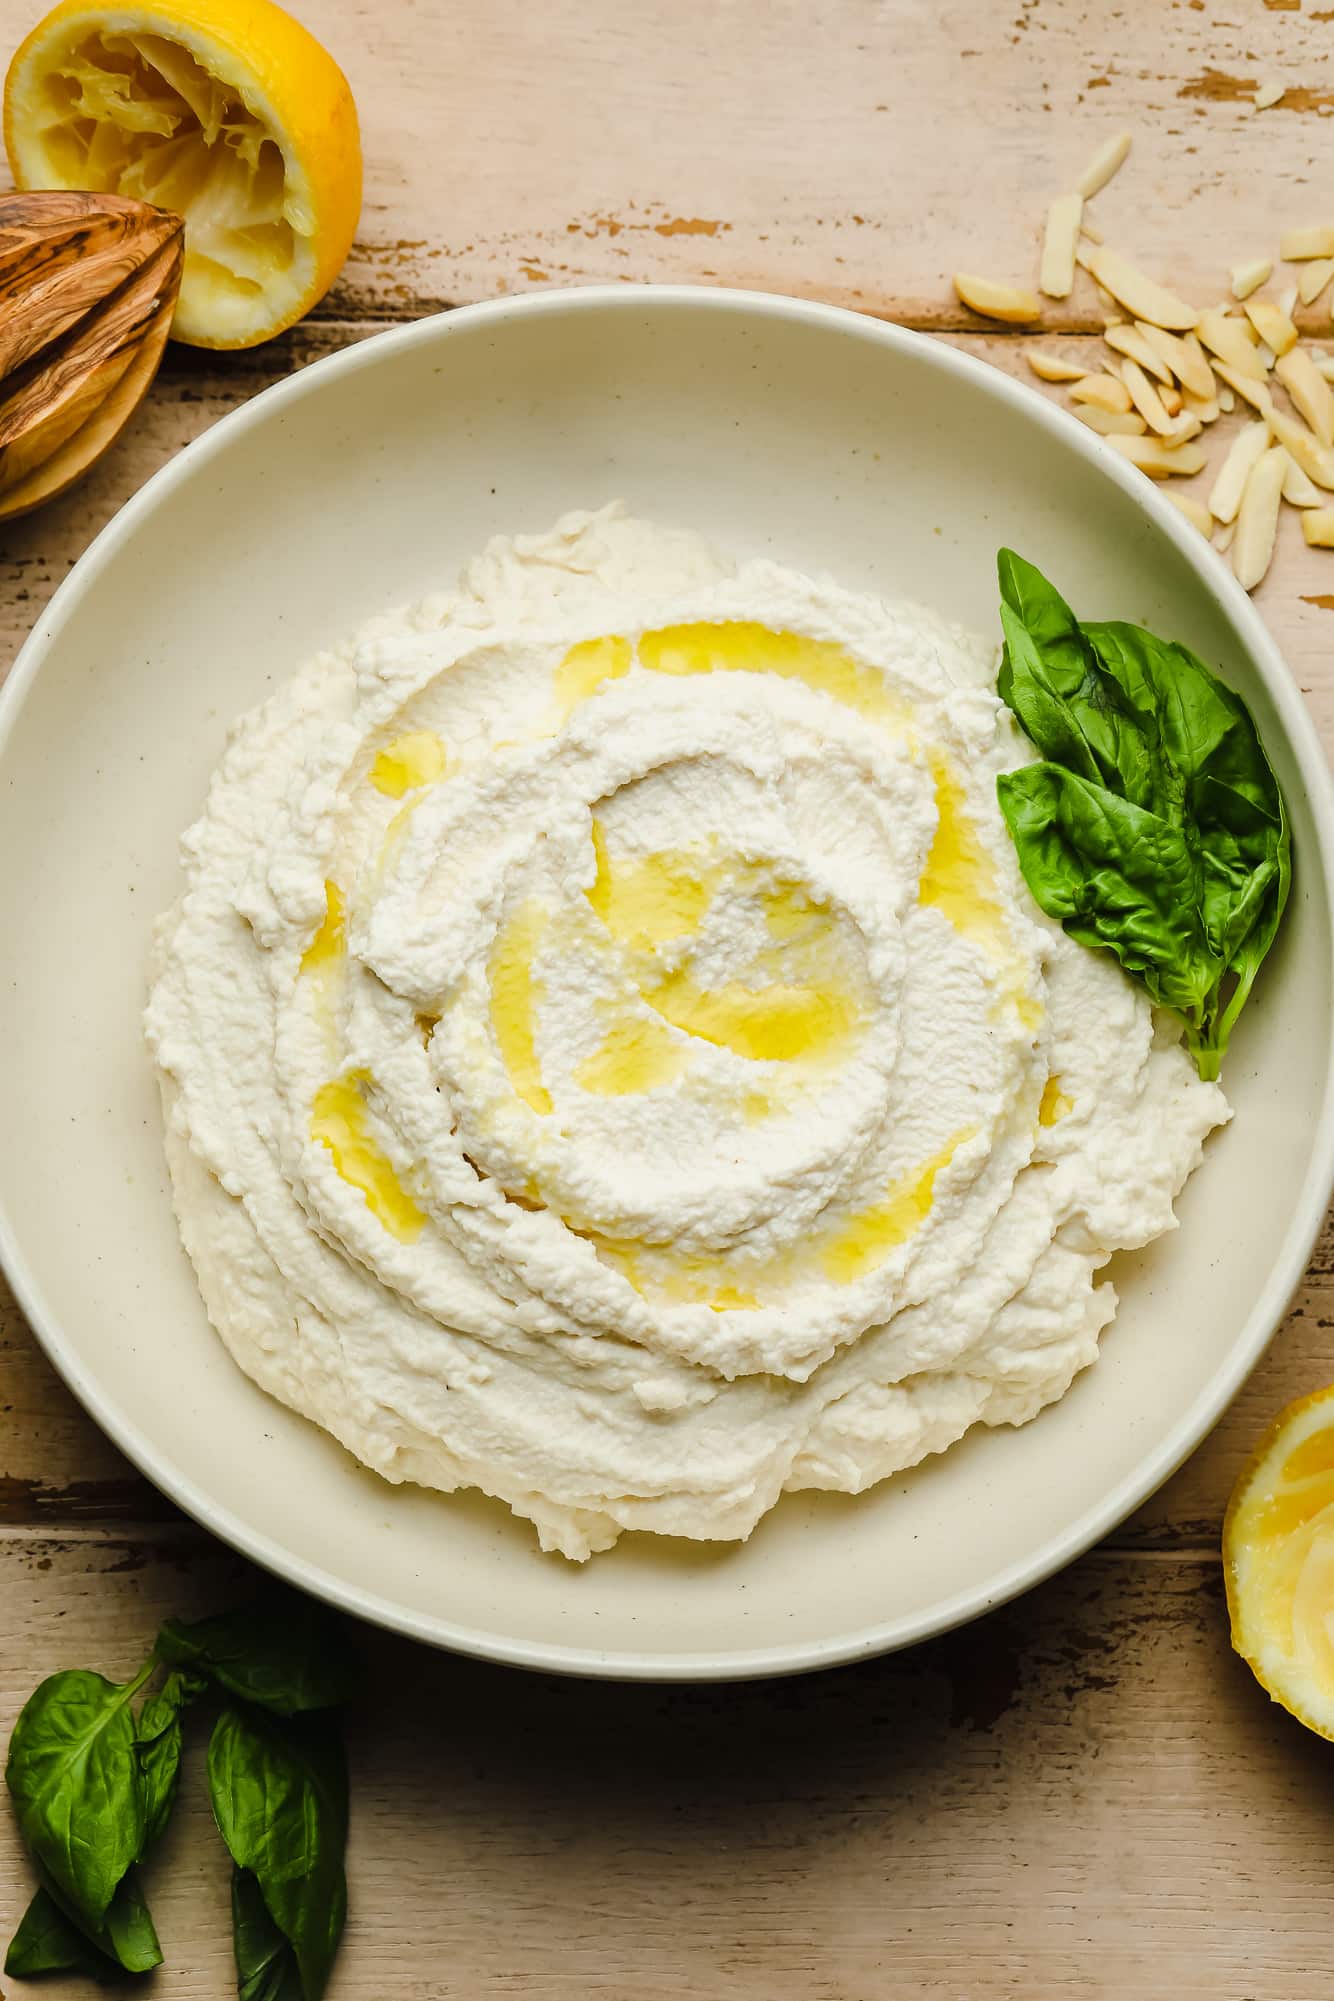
[4,0,1334,1993]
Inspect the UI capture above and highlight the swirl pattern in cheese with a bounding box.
[146,505,1228,1558]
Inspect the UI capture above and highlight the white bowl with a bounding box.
[2,287,1332,1680]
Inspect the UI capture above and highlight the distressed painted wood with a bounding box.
[3,0,1334,1991]
[4,1538,1334,2001]
[0,0,1331,325]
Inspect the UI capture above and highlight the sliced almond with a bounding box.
[1243,298,1299,356]
[1183,386,1221,423]
[1281,225,1334,261]
[1278,282,1300,319]
[1275,347,1334,446]
[1070,371,1134,412]
[1231,258,1273,300]
[1080,246,1198,331]
[953,273,1043,323]
[1253,80,1286,112]
[1088,275,1119,312]
[1218,382,1237,412]
[1298,258,1334,307]
[1214,519,1237,553]
[1077,131,1133,200]
[1197,308,1267,380]
[1232,445,1287,590]
[1104,322,1174,383]
[1208,419,1272,524]
[1026,348,1088,382]
[1136,324,1217,401]
[1210,361,1276,416]
[1268,406,1334,488]
[1168,494,1213,536]
[1281,451,1323,506]
[1159,383,1184,416]
[1040,193,1083,300]
[1302,508,1334,547]
[1119,356,1177,434]
[1075,404,1148,436]
[1107,432,1206,477]
[1316,355,1334,383]
[1164,410,1203,445]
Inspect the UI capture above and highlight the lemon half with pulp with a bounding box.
[4,0,361,347]
[1225,1383,1334,1739]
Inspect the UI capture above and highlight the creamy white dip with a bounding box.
[146,505,1228,1559]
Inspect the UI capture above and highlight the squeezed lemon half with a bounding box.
[1225,1383,1334,1740]
[4,0,362,347]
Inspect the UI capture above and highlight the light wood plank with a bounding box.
[0,1,1331,1983]
[3,0,1328,322]
[1,1534,1331,2000]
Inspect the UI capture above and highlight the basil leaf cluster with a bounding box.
[4,1598,354,1996]
[994,549,1291,1081]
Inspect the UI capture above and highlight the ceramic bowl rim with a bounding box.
[2,283,1331,1680]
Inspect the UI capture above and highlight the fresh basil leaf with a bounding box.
[137,1668,208,1854]
[996,762,1220,1014]
[5,1866,162,1980]
[233,1865,307,2001]
[159,1599,354,1716]
[995,553,1291,1078]
[92,1866,163,1974]
[5,1662,153,1928]
[998,548,1092,691]
[1000,602,1166,811]
[5,1887,118,1981]
[998,604,1103,786]
[209,1703,348,2000]
[1086,620,1283,845]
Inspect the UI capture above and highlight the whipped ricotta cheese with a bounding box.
[146,504,1229,1558]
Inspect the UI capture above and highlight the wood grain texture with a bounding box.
[255,0,1334,325]
[1,0,1330,325]
[2,1539,1333,2001]
[3,0,1334,1990]
[0,192,183,518]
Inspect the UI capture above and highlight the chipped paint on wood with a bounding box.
[1179,69,1334,113]
[9,0,1316,322]
[1,1,1334,1980]
[0,1541,1332,1995]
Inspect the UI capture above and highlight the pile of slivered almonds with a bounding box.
[953,132,1334,593]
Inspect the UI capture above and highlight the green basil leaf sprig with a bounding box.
[159,1601,356,1715]
[210,1704,349,2001]
[4,1596,354,1995]
[233,1865,308,2001]
[6,1885,129,1982]
[994,549,1291,1081]
[4,1661,164,1975]
[136,1667,209,1853]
